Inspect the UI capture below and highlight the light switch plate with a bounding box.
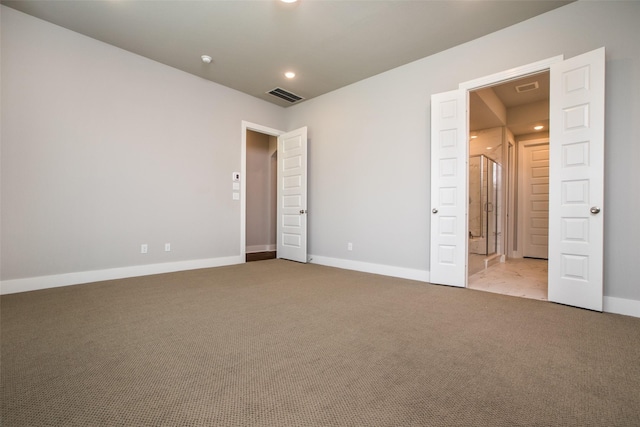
[232,192,240,200]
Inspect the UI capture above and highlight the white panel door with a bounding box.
[522,143,549,259]
[277,127,308,263]
[430,90,466,287]
[548,48,605,311]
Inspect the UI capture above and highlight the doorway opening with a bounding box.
[241,122,309,264]
[466,72,550,301]
[245,129,278,262]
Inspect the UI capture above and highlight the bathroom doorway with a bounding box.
[466,72,550,300]
[431,48,605,310]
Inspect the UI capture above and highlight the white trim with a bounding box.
[453,55,564,289]
[241,121,284,262]
[603,296,640,319]
[459,55,564,92]
[309,255,430,283]
[0,256,243,295]
[506,136,520,258]
[4,257,636,318]
[246,244,276,254]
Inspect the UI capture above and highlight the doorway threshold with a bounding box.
[246,251,277,262]
[468,258,548,301]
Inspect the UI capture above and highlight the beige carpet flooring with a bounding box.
[2,259,639,426]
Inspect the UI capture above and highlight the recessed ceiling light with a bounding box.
[201,55,212,64]
[486,146,493,150]
[281,0,298,3]
[470,135,478,139]
[534,125,544,130]
[285,71,296,79]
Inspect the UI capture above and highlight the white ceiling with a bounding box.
[2,0,572,107]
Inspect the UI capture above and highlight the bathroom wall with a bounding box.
[470,127,503,164]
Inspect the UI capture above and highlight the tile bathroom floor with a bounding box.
[468,253,486,276]
[468,257,548,301]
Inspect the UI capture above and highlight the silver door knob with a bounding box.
[590,206,601,214]
[432,208,438,214]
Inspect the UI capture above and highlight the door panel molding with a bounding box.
[430,90,467,286]
[518,139,550,260]
[548,48,605,311]
[277,127,308,263]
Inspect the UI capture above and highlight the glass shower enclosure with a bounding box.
[468,155,501,256]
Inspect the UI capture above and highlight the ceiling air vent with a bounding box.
[268,87,304,103]
[515,81,539,93]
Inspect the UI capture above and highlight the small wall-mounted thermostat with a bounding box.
[232,172,240,182]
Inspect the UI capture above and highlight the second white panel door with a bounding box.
[521,142,550,259]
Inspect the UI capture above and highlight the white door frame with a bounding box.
[240,121,284,261]
[506,136,517,259]
[458,55,564,286]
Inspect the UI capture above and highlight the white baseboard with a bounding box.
[246,244,276,254]
[0,256,244,295]
[603,296,640,318]
[309,255,640,319]
[4,256,637,319]
[309,255,430,283]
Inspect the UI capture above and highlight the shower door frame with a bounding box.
[468,154,501,257]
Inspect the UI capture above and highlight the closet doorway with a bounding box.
[241,122,309,264]
[245,129,278,262]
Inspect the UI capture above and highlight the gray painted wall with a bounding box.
[285,1,640,301]
[1,6,285,280]
[2,2,639,304]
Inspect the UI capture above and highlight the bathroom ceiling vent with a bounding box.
[515,81,539,93]
[267,87,304,103]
